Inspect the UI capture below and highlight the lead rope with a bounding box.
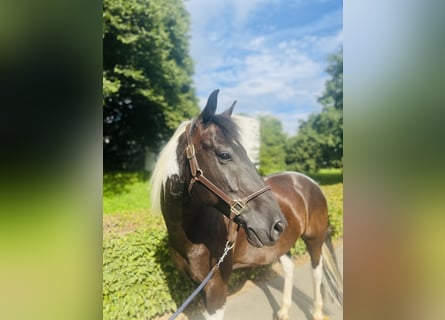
[168,240,235,320]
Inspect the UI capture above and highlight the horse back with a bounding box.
[266,172,329,240]
[232,171,329,268]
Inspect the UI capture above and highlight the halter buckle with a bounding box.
[185,144,195,159]
[230,200,247,217]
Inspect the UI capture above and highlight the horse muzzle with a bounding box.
[240,216,286,248]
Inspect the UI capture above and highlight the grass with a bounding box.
[307,168,343,185]
[103,172,151,215]
[103,170,343,319]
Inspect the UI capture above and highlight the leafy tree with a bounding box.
[286,125,321,172]
[259,115,287,176]
[103,0,199,171]
[318,50,343,111]
[286,49,343,171]
[316,49,343,168]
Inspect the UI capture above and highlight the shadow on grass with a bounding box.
[103,171,151,196]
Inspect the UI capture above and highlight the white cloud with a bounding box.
[185,1,342,135]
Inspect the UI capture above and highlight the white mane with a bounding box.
[149,121,190,213]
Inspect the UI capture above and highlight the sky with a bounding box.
[184,0,342,135]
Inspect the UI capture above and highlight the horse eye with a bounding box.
[216,152,232,161]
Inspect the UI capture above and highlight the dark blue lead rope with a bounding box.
[168,241,234,320]
[168,266,217,320]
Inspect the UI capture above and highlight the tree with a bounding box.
[318,50,343,111]
[316,49,343,168]
[259,115,287,176]
[286,49,343,171]
[285,125,321,172]
[103,0,199,171]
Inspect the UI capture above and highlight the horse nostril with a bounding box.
[272,220,285,236]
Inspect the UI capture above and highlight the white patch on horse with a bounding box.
[203,305,225,320]
[277,254,294,320]
[150,121,189,212]
[312,256,324,320]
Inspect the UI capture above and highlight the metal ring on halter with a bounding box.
[230,200,247,216]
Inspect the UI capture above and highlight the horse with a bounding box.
[150,89,287,317]
[150,90,342,320]
[262,171,343,320]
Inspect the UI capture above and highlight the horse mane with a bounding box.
[211,113,241,143]
[149,114,241,213]
[150,120,190,213]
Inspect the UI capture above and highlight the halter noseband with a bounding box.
[184,122,271,220]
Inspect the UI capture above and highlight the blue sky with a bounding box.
[184,0,342,135]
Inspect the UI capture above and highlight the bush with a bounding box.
[103,228,197,319]
[321,183,343,238]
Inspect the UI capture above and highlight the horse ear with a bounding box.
[222,100,237,117]
[198,89,219,123]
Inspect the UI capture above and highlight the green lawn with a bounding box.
[308,168,343,185]
[103,172,151,215]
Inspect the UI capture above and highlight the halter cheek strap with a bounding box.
[185,122,271,220]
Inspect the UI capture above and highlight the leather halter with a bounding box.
[184,122,271,220]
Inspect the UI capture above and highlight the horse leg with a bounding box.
[203,306,225,320]
[305,238,328,320]
[276,254,294,320]
[202,273,228,320]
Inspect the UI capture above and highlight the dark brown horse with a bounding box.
[151,90,342,320]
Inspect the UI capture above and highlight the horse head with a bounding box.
[184,89,287,247]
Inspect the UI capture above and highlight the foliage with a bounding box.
[318,50,343,111]
[103,228,196,320]
[285,49,343,171]
[103,172,151,214]
[103,0,199,171]
[258,115,287,176]
[285,126,322,172]
[320,183,343,238]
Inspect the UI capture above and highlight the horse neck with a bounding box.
[181,204,230,246]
